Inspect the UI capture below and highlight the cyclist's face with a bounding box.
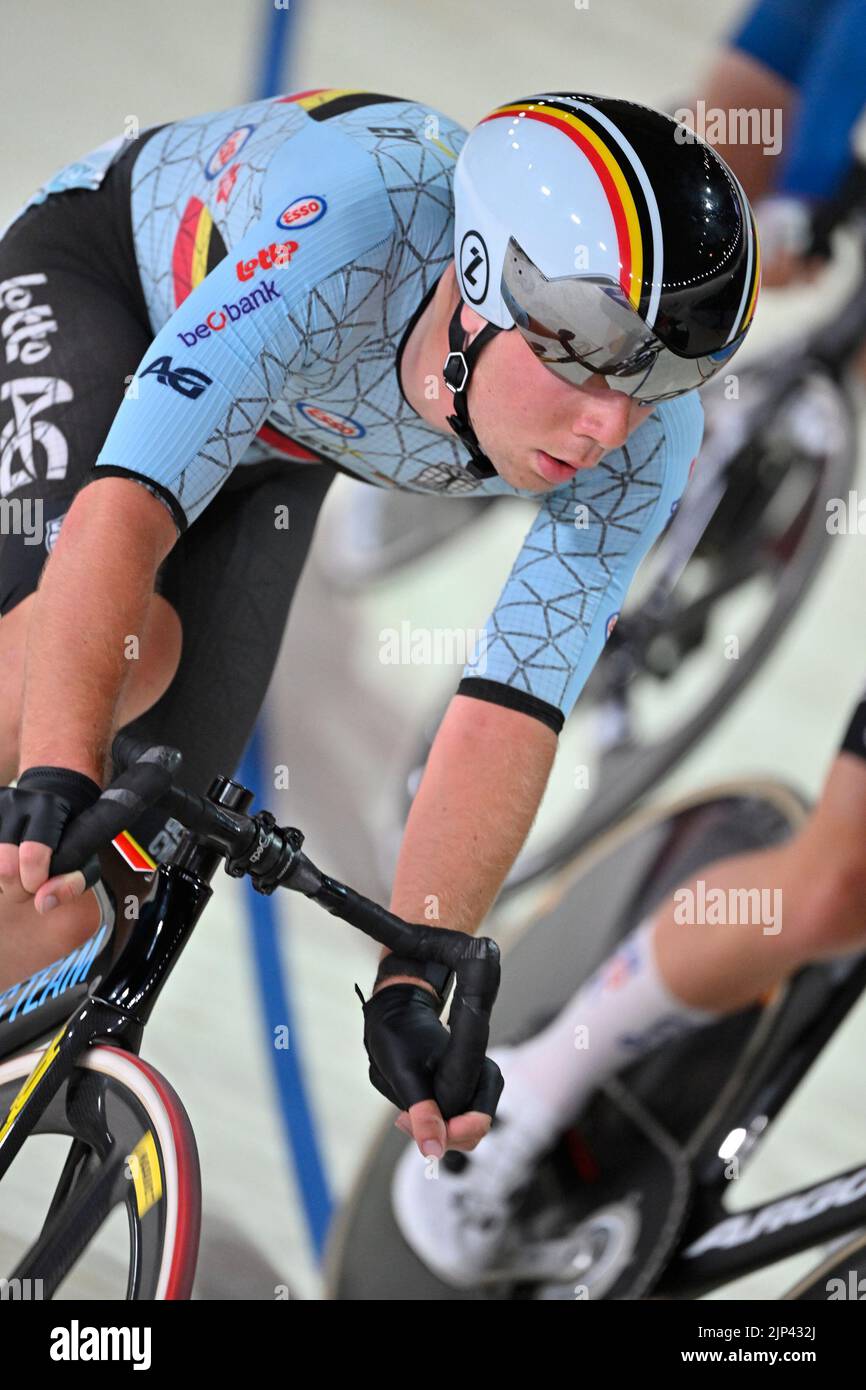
[461,305,655,491]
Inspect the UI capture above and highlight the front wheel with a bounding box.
[0,1044,200,1300]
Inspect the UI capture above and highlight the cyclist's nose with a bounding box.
[570,384,635,451]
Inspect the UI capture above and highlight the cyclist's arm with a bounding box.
[387,694,556,943]
[384,392,703,958]
[18,476,177,784]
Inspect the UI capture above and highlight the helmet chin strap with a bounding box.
[442,301,503,479]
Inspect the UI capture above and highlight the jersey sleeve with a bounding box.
[88,150,395,531]
[457,391,705,733]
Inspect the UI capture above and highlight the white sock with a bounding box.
[510,916,717,1127]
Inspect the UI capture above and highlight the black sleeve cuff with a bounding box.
[85,467,188,535]
[456,677,564,735]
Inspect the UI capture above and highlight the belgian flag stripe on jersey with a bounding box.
[171,197,227,306]
[275,89,404,121]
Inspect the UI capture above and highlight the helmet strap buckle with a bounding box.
[442,302,501,479]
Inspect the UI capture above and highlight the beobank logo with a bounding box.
[296,402,366,438]
[176,280,282,347]
[276,195,327,231]
[205,125,255,180]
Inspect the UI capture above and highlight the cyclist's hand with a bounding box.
[361,982,503,1159]
[0,768,102,912]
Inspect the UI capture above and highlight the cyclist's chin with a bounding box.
[490,454,548,493]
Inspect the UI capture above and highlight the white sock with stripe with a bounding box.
[508,915,717,1128]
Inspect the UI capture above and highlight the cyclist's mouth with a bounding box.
[535,449,581,484]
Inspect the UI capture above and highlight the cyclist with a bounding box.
[0,92,756,1181]
[682,0,866,289]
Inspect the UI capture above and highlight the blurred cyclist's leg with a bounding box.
[507,697,866,1127]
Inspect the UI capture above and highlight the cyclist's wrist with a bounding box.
[372,973,440,1000]
[374,951,455,1003]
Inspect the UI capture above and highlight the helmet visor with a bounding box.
[500,238,744,404]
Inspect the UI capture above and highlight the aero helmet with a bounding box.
[444,92,761,476]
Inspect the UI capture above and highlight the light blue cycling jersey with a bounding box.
[31,89,703,732]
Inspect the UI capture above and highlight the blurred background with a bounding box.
[2,0,865,1300]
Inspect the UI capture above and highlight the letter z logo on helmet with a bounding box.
[140,356,212,400]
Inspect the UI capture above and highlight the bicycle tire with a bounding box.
[0,1044,200,1300]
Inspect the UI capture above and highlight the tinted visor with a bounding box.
[501,238,744,404]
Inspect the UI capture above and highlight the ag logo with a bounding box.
[205,125,255,180]
[459,229,489,305]
[140,356,213,400]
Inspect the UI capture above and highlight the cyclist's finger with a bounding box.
[17,840,54,896]
[0,843,31,902]
[443,1109,493,1152]
[394,1112,412,1137]
[434,985,498,1119]
[407,1097,447,1159]
[33,867,89,913]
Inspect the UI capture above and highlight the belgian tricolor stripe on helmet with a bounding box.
[481,97,657,321]
[739,199,761,338]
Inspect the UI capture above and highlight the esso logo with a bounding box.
[276,196,327,231]
[205,125,255,180]
[606,611,620,641]
[296,402,366,438]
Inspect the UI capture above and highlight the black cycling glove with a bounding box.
[360,982,503,1121]
[0,766,103,889]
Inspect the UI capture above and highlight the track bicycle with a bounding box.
[0,733,500,1300]
[330,777,866,1300]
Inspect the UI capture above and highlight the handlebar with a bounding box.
[47,733,501,1118]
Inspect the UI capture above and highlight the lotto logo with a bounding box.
[296,402,365,438]
[276,196,327,231]
[236,240,299,282]
[205,125,255,180]
[0,273,57,366]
